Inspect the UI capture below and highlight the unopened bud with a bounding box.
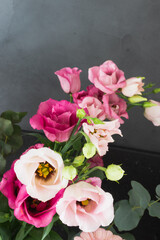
[73,155,85,167]
[128,95,147,103]
[105,164,125,181]
[143,101,157,108]
[62,166,77,180]
[82,143,96,159]
[76,109,86,119]
[153,88,160,94]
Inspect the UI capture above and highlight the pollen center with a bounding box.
[35,162,55,179]
[81,199,89,206]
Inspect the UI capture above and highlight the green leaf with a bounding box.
[0,118,13,136]
[156,184,160,197]
[26,133,51,146]
[0,223,10,240]
[128,189,145,217]
[73,139,82,151]
[49,231,63,240]
[0,193,10,212]
[1,111,27,123]
[131,181,151,209]
[41,214,59,240]
[0,154,6,175]
[148,201,160,219]
[120,233,136,240]
[7,125,23,152]
[0,141,12,156]
[114,200,140,231]
[15,222,26,240]
[28,228,43,240]
[0,212,10,223]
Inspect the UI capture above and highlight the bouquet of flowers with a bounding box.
[0,60,160,240]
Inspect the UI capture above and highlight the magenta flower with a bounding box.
[55,67,82,94]
[30,99,79,142]
[88,155,104,168]
[74,228,123,240]
[88,60,126,94]
[14,185,64,228]
[0,167,22,209]
[102,93,128,124]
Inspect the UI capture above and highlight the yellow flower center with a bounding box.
[81,199,89,206]
[35,162,55,179]
[77,199,90,207]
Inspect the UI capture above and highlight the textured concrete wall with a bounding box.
[0,0,160,152]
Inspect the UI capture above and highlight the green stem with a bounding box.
[132,206,141,211]
[23,225,34,239]
[70,119,82,139]
[148,198,160,207]
[78,166,106,180]
[61,133,82,155]
[70,94,73,103]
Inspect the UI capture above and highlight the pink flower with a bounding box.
[0,167,22,209]
[82,120,122,156]
[121,77,144,97]
[55,67,82,93]
[14,147,68,202]
[73,85,104,105]
[79,96,106,120]
[56,181,114,232]
[88,155,104,168]
[74,228,123,240]
[0,144,43,209]
[30,99,78,142]
[144,100,160,126]
[14,185,64,228]
[88,60,126,94]
[102,93,128,124]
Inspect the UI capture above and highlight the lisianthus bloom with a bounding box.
[0,144,43,209]
[88,60,126,94]
[30,99,78,142]
[102,93,128,124]
[144,100,160,126]
[88,154,104,168]
[74,228,123,240]
[14,147,68,202]
[56,180,114,232]
[73,85,104,105]
[83,120,122,156]
[78,96,106,120]
[14,185,64,228]
[0,164,64,228]
[121,77,144,97]
[55,67,82,93]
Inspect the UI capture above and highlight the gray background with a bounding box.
[0,0,160,152]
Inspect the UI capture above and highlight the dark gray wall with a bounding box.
[0,0,160,152]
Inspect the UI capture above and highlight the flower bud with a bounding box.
[105,164,125,181]
[153,88,160,94]
[76,109,86,119]
[128,95,147,103]
[82,143,96,159]
[62,166,77,180]
[143,101,157,108]
[73,155,85,167]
